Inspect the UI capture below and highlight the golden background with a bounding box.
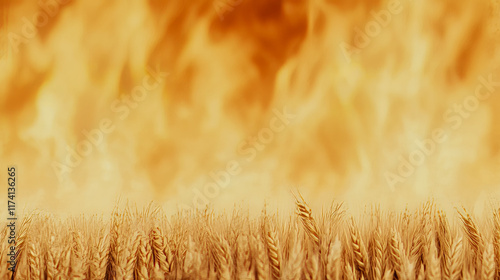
[1,0,500,215]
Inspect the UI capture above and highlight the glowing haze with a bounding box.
[1,0,499,215]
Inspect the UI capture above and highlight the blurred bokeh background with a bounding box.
[1,0,500,215]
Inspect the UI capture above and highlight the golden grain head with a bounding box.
[3,198,500,279]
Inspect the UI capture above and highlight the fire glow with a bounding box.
[0,0,499,215]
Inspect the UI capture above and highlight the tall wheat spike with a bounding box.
[284,233,304,280]
[46,239,58,280]
[482,243,495,280]
[151,226,171,275]
[109,210,122,279]
[437,211,451,276]
[294,193,321,248]
[345,262,356,280]
[409,225,424,273]
[390,228,406,280]
[27,241,40,280]
[457,208,484,258]
[6,199,500,279]
[326,238,341,280]
[253,234,270,280]
[305,250,319,280]
[446,235,463,280]
[416,265,425,280]
[371,226,383,280]
[60,243,72,279]
[91,232,109,280]
[427,240,442,280]
[71,231,88,280]
[184,235,201,279]
[210,233,232,280]
[265,226,281,279]
[12,214,33,279]
[136,233,151,280]
[493,209,500,279]
[125,231,141,279]
[349,218,369,277]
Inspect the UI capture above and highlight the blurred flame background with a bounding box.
[0,0,500,215]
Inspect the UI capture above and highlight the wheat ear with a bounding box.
[91,232,109,280]
[210,233,232,280]
[27,241,41,280]
[493,209,500,279]
[108,211,122,279]
[482,243,495,280]
[345,262,357,280]
[371,226,383,280]
[285,235,304,280]
[427,240,441,280]
[151,226,171,275]
[253,234,269,280]
[124,231,141,279]
[438,211,451,276]
[294,193,321,247]
[326,238,341,280]
[445,235,463,280]
[305,250,319,280]
[389,228,406,279]
[136,233,151,280]
[71,231,88,280]
[184,235,201,279]
[457,208,484,258]
[46,238,58,280]
[349,218,369,277]
[265,226,281,279]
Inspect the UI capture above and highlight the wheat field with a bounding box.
[1,196,499,280]
[2,0,500,279]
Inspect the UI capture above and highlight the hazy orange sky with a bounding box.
[1,0,500,215]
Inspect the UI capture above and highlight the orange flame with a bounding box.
[1,0,499,215]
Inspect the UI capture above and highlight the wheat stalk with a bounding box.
[60,243,72,279]
[345,262,356,280]
[184,235,201,278]
[265,226,281,279]
[326,238,341,280]
[349,218,369,278]
[27,241,40,280]
[46,238,58,280]
[151,226,171,275]
[6,200,500,279]
[389,228,406,280]
[416,265,425,280]
[305,250,319,280]
[482,243,495,280]
[457,207,484,258]
[210,233,232,280]
[109,210,122,279]
[71,231,88,280]
[136,233,151,280]
[294,193,321,248]
[284,236,304,280]
[437,211,451,276]
[124,231,141,279]
[426,238,442,280]
[493,209,500,279]
[91,232,109,280]
[236,234,252,279]
[371,226,383,280]
[446,235,463,280]
[12,213,33,279]
[409,225,424,273]
[253,234,270,280]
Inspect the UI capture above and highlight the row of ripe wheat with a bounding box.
[0,195,500,280]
